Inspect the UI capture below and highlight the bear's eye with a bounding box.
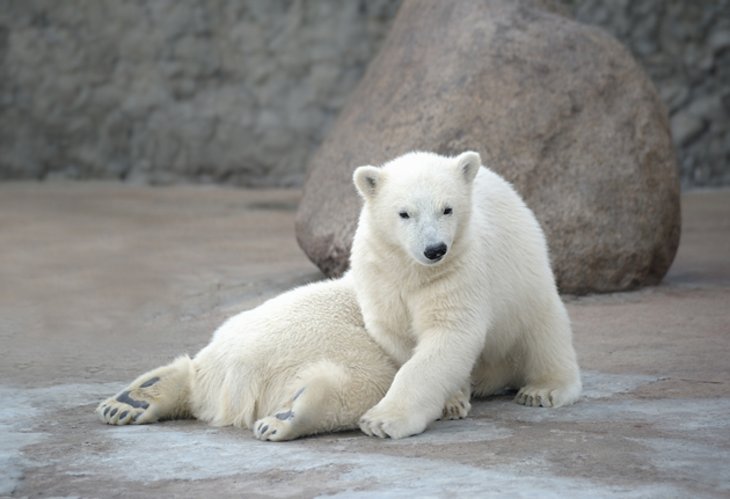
[443,207,453,215]
[399,211,410,219]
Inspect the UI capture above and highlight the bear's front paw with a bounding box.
[359,401,427,439]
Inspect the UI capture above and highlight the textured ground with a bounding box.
[1,182,728,498]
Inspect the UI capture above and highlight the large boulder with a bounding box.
[295,0,681,294]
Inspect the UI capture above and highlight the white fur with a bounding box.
[351,151,582,439]
[96,277,398,441]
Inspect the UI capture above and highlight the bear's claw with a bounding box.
[515,383,578,408]
[97,397,147,425]
[359,401,428,439]
[97,383,157,425]
[441,388,471,420]
[359,416,389,438]
[254,415,293,442]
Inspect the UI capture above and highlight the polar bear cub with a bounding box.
[351,151,582,439]
[96,277,397,441]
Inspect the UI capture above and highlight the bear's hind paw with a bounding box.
[515,381,580,408]
[440,389,471,420]
[96,386,156,425]
[253,412,296,442]
[96,396,147,425]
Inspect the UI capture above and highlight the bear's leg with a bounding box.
[253,360,362,442]
[472,356,520,398]
[514,313,582,408]
[96,355,194,425]
[440,382,471,420]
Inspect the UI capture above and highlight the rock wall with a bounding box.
[0,0,727,187]
[0,0,400,186]
[566,0,730,188]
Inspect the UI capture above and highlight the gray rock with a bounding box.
[658,84,689,114]
[0,0,401,186]
[671,113,707,147]
[1,0,726,189]
[296,0,681,294]
[708,29,730,52]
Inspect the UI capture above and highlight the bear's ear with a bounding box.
[455,151,481,184]
[353,165,382,200]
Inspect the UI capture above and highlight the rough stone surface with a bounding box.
[0,0,726,188]
[0,0,400,186]
[296,0,681,294]
[0,182,728,497]
[566,0,730,188]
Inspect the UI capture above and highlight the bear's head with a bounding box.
[353,151,481,267]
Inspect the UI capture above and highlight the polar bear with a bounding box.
[96,277,398,441]
[351,151,582,439]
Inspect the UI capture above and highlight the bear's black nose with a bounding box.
[424,243,448,261]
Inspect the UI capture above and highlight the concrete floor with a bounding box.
[1,182,728,498]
